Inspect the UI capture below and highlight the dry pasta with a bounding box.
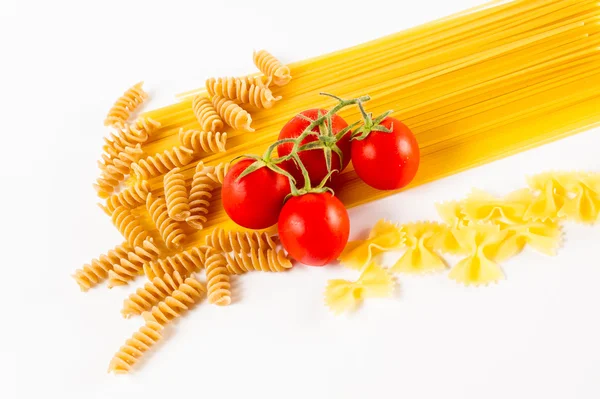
[103,180,151,215]
[146,193,186,250]
[111,205,149,247]
[205,227,277,253]
[108,238,161,287]
[252,50,292,86]
[121,271,185,318]
[206,162,230,185]
[192,95,223,132]
[186,162,214,230]
[143,246,208,280]
[104,82,148,127]
[225,248,292,274]
[205,248,231,306]
[205,76,281,109]
[72,242,131,291]
[103,117,159,159]
[211,95,254,132]
[96,145,144,197]
[462,188,533,225]
[555,172,600,223]
[178,128,227,154]
[131,146,194,180]
[390,222,448,274]
[164,167,190,221]
[338,220,404,270]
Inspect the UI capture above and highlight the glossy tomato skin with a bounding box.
[222,158,291,229]
[278,109,351,185]
[351,118,420,190]
[278,193,350,266]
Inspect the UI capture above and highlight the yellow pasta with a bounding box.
[192,95,223,132]
[252,50,292,86]
[186,162,214,230]
[448,224,509,286]
[95,145,144,197]
[143,246,208,280]
[524,172,568,222]
[206,76,281,109]
[103,180,151,215]
[325,263,394,314]
[178,128,227,154]
[164,167,191,221]
[103,118,158,159]
[145,193,186,250]
[225,248,292,274]
[104,82,148,127]
[111,205,149,247]
[205,227,277,253]
[338,220,404,270]
[121,271,185,318]
[206,162,230,185]
[72,241,131,291]
[108,238,161,288]
[131,146,194,180]
[436,200,469,229]
[204,248,231,306]
[463,188,533,224]
[238,74,271,88]
[211,95,254,132]
[556,172,600,223]
[494,219,562,261]
[391,222,449,274]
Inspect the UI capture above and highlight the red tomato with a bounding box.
[278,192,350,266]
[222,158,291,229]
[277,109,351,185]
[351,118,420,190]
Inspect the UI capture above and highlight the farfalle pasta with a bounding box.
[338,220,404,270]
[391,222,449,274]
[555,172,600,223]
[462,189,532,225]
[525,172,569,222]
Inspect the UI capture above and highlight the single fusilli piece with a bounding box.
[186,162,214,230]
[252,50,292,86]
[192,95,223,132]
[104,82,148,127]
[239,74,271,88]
[94,145,144,198]
[212,95,254,132]
[111,205,149,247]
[205,249,231,306]
[206,77,281,109]
[72,242,131,291]
[143,246,209,280]
[178,128,227,154]
[131,146,194,180]
[206,162,230,185]
[146,193,186,250]
[108,238,161,288]
[144,277,207,325]
[225,248,292,274]
[205,227,277,253]
[102,180,151,215]
[164,167,190,221]
[121,271,185,318]
[103,119,156,158]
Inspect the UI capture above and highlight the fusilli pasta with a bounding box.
[121,271,185,318]
[103,180,151,215]
[164,167,190,221]
[205,162,230,185]
[111,205,149,247]
[205,77,281,109]
[131,146,194,180]
[178,128,227,154]
[225,248,292,274]
[192,95,223,132]
[205,249,231,306]
[108,238,161,288]
[146,193,186,250]
[144,277,207,325]
[212,95,254,132]
[205,227,277,253]
[252,50,292,86]
[104,82,148,127]
[186,162,213,230]
[72,242,131,291]
[143,246,208,280]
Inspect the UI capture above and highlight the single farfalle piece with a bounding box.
[462,188,533,225]
[391,222,448,274]
[131,146,194,180]
[524,172,569,222]
[338,220,404,270]
[325,263,395,314]
[164,167,190,221]
[556,172,600,224]
[436,200,468,229]
[178,128,227,154]
[212,95,254,132]
[494,219,563,261]
[186,162,214,230]
[252,50,292,86]
[448,224,509,286]
[192,95,223,132]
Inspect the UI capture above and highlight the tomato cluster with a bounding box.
[221,95,420,266]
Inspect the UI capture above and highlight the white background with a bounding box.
[3,0,600,398]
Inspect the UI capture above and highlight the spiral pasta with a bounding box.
[211,95,254,132]
[252,50,292,87]
[205,227,277,253]
[239,74,271,88]
[178,128,227,154]
[104,82,148,127]
[95,145,145,198]
[143,246,208,280]
[108,238,161,288]
[186,162,214,230]
[205,77,281,109]
[206,162,230,185]
[164,167,190,221]
[111,205,149,247]
[103,122,152,158]
[192,95,223,132]
[205,249,231,306]
[225,248,292,274]
[146,193,186,250]
[103,180,151,215]
[131,146,194,180]
[121,271,185,318]
[72,242,131,291]
[144,277,207,325]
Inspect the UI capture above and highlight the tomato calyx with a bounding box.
[235,139,298,183]
[352,101,394,141]
[286,151,337,199]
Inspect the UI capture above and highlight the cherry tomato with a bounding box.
[222,158,291,229]
[278,192,350,266]
[277,109,351,185]
[351,118,420,190]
